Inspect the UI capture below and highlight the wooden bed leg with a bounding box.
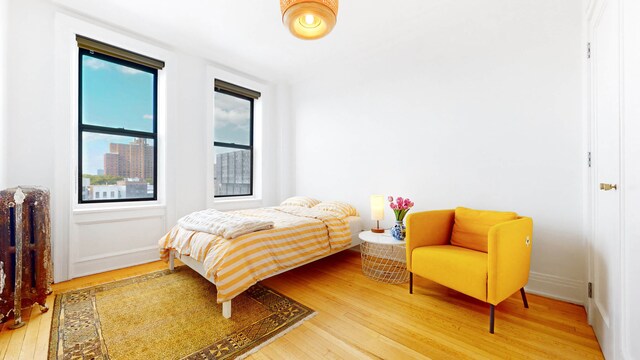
[222,301,232,319]
[169,250,175,271]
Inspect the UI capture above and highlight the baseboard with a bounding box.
[526,271,586,305]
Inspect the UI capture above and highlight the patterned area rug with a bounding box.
[48,267,315,359]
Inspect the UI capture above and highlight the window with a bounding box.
[77,36,164,203]
[213,80,260,197]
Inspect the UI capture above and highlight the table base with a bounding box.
[360,242,409,284]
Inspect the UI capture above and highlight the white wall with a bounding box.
[2,0,591,306]
[4,0,293,281]
[0,0,7,190]
[5,0,56,191]
[291,0,586,303]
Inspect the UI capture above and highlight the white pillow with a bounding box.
[280,196,321,208]
[312,201,359,217]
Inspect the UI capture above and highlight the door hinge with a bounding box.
[588,282,593,298]
[588,152,591,168]
[587,42,591,59]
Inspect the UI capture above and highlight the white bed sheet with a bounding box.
[346,216,363,247]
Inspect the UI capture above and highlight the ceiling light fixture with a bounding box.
[280,0,338,40]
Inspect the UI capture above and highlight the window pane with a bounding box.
[214,146,251,196]
[81,53,155,133]
[81,132,155,201]
[214,91,251,146]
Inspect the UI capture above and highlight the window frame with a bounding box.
[77,48,159,204]
[213,87,255,198]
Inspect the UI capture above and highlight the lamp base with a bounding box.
[371,228,384,233]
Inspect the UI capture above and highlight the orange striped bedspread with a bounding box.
[159,206,353,303]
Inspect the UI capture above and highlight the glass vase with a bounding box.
[390,220,406,241]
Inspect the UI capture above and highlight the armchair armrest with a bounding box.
[487,216,533,305]
[405,210,455,270]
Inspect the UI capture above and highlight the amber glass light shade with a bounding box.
[280,0,338,40]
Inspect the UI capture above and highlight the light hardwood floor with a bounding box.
[0,250,603,359]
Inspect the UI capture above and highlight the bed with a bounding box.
[158,199,362,318]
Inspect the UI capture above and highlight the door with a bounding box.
[622,0,640,357]
[589,0,621,358]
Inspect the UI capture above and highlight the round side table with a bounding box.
[358,230,410,284]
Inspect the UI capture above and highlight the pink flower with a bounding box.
[390,203,397,210]
[408,201,414,208]
[397,197,403,205]
[404,198,411,206]
[387,196,393,202]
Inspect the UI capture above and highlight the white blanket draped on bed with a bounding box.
[177,208,274,239]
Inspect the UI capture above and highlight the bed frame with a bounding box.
[168,229,362,319]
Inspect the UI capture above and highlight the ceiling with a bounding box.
[52,0,455,83]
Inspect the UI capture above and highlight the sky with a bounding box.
[81,54,154,174]
[82,55,154,131]
[214,91,251,146]
[81,53,249,174]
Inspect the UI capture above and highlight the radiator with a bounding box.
[0,187,52,328]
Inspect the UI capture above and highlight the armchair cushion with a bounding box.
[451,207,518,252]
[412,245,488,302]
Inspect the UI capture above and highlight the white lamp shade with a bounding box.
[370,195,385,221]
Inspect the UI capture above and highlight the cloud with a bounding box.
[83,57,144,76]
[118,66,143,75]
[214,94,250,131]
[143,114,153,120]
[215,108,250,131]
[82,132,133,144]
[82,132,107,142]
[83,57,107,70]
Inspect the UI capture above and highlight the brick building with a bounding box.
[104,138,153,180]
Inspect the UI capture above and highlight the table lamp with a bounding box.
[370,195,385,233]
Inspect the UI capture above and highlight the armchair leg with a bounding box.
[520,288,529,308]
[489,304,495,334]
[409,272,413,294]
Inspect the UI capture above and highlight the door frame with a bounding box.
[620,0,639,357]
[585,0,626,357]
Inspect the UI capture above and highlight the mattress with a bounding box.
[160,206,357,302]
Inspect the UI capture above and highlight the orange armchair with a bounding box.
[406,207,533,333]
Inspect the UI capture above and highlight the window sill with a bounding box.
[72,202,166,216]
[210,196,263,210]
[214,195,260,202]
